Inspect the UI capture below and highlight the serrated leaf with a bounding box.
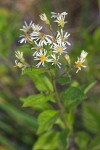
[23,68,53,92]
[33,131,60,150]
[37,110,59,134]
[61,87,86,108]
[21,93,54,109]
[83,104,100,133]
[57,75,71,85]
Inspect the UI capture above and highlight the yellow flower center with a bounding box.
[39,33,45,41]
[27,28,33,34]
[40,55,46,62]
[54,60,58,65]
[24,34,29,39]
[75,61,83,68]
[52,38,56,43]
[60,35,64,41]
[59,19,65,27]
[37,46,42,51]
[57,46,63,53]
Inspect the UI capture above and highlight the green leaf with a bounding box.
[83,104,100,133]
[61,87,86,108]
[37,110,59,134]
[75,131,90,150]
[23,68,53,92]
[66,110,75,131]
[21,93,54,109]
[90,136,100,150]
[23,67,48,75]
[83,81,97,94]
[57,75,71,85]
[59,130,69,149]
[33,131,60,150]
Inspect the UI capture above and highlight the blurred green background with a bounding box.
[0,0,100,150]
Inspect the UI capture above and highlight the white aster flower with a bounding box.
[54,15,67,28]
[19,33,32,43]
[19,21,33,43]
[51,40,67,55]
[32,42,43,56]
[32,24,42,32]
[31,32,52,46]
[56,29,71,45]
[51,37,57,44]
[51,12,67,19]
[40,13,50,24]
[34,50,50,67]
[50,54,61,68]
[20,21,33,33]
[75,50,88,73]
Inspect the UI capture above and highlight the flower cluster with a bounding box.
[15,12,88,73]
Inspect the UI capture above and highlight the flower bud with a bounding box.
[40,13,50,25]
[64,54,70,65]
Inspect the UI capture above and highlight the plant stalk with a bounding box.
[53,78,68,128]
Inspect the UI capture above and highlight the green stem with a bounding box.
[52,77,68,128]
[48,25,55,37]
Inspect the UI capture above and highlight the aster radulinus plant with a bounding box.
[14,12,89,150]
